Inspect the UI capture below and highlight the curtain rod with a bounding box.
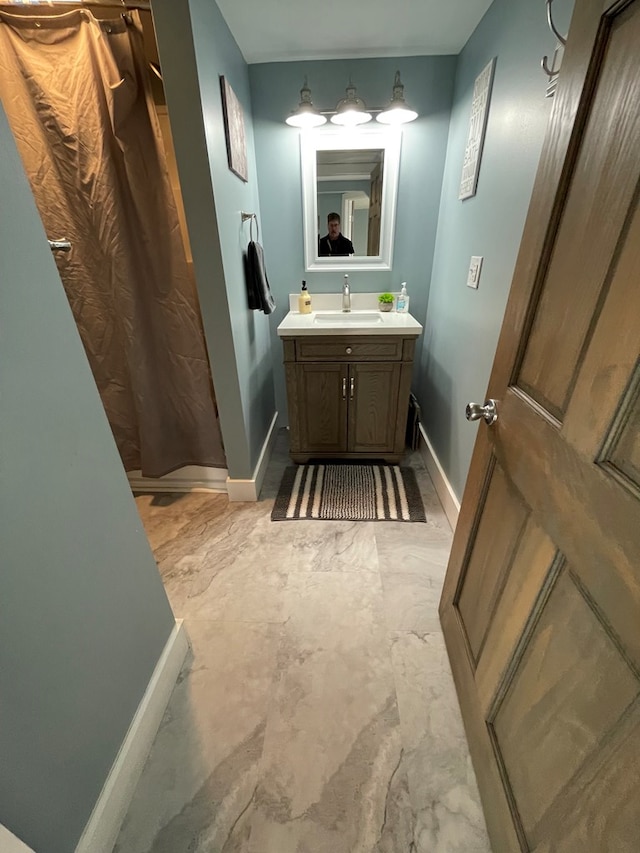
[0,0,151,11]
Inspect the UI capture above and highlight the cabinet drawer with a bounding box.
[295,337,404,362]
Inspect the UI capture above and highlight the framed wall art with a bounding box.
[220,75,248,182]
[459,57,495,201]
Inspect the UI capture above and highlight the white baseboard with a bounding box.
[75,619,190,853]
[127,465,228,494]
[227,411,278,502]
[0,826,35,853]
[418,423,460,531]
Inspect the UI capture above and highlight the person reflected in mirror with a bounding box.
[318,212,354,256]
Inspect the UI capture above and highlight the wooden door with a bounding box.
[439,1,640,850]
[295,362,348,454]
[367,162,382,255]
[348,362,401,453]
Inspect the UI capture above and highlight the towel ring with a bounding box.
[241,211,259,242]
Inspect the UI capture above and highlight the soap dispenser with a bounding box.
[396,282,410,313]
[298,280,312,314]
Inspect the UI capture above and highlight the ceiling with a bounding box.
[316,149,383,181]
[215,0,494,65]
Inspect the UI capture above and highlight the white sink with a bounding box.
[313,312,384,325]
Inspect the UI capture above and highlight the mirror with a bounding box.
[316,148,383,258]
[301,129,401,272]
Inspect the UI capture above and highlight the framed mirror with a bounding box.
[301,128,401,272]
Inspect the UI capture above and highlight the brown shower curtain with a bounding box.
[0,8,225,477]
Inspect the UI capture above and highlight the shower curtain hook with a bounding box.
[118,0,132,24]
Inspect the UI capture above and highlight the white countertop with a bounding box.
[277,309,423,337]
[277,293,423,337]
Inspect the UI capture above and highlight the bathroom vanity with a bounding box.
[277,295,423,463]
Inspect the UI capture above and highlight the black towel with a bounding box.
[245,240,276,315]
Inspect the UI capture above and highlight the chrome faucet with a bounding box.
[342,274,351,312]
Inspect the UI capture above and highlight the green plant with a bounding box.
[378,292,394,304]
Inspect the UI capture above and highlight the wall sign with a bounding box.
[459,58,495,201]
[220,76,248,182]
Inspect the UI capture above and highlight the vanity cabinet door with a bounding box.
[348,362,401,454]
[294,362,348,454]
[283,335,417,462]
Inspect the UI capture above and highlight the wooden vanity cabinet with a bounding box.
[282,335,417,463]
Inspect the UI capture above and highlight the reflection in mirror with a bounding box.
[301,129,401,272]
[316,149,384,258]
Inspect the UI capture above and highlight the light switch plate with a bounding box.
[467,256,483,289]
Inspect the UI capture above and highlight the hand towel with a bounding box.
[245,240,276,315]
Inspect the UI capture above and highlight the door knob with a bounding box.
[466,399,498,425]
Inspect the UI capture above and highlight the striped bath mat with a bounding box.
[271,464,426,522]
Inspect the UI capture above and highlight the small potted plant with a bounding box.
[378,292,394,312]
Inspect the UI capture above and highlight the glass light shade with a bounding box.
[376,105,418,125]
[330,107,372,126]
[286,107,327,128]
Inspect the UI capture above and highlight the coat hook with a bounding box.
[541,0,567,98]
[545,0,567,46]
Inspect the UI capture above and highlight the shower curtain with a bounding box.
[0,8,226,477]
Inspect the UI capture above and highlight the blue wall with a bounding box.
[153,0,276,480]
[0,104,175,853]
[418,0,575,499]
[249,56,457,421]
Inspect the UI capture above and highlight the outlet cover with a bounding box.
[467,256,483,289]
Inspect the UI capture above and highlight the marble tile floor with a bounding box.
[114,430,492,853]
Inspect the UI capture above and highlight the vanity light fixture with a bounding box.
[376,71,418,125]
[285,78,327,128]
[285,71,418,128]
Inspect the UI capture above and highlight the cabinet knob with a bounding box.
[345,346,352,354]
